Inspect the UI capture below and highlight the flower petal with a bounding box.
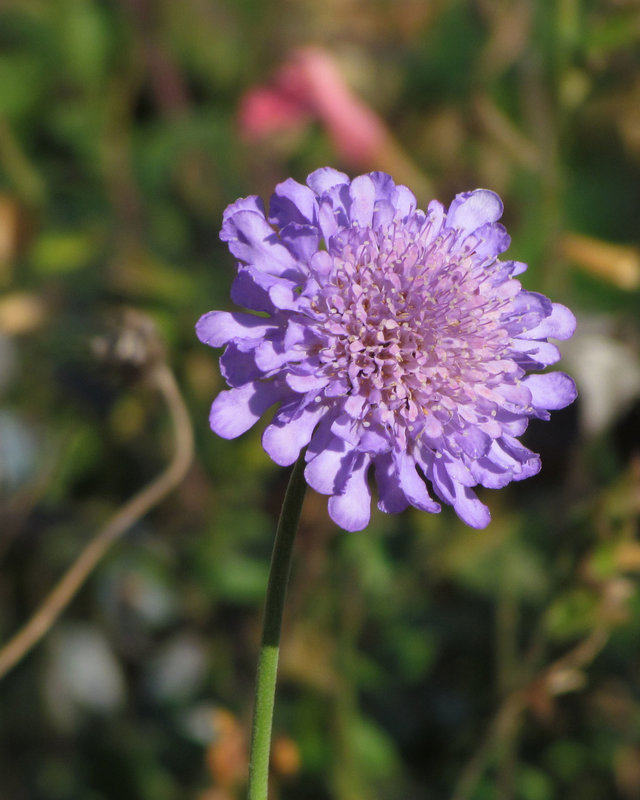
[495,436,541,479]
[209,380,288,439]
[254,338,296,371]
[318,196,342,241]
[510,338,560,366]
[279,222,321,261]
[219,342,262,387]
[452,485,491,529]
[328,456,372,531]
[446,189,503,235]
[221,209,301,278]
[262,401,326,466]
[348,174,376,227]
[269,178,318,227]
[522,372,577,410]
[453,425,491,458]
[510,338,561,367]
[429,458,456,505]
[470,458,515,489]
[286,372,329,393]
[222,194,265,221]
[466,222,511,258]
[231,267,276,313]
[330,410,363,445]
[306,167,350,195]
[392,184,417,220]
[396,452,441,512]
[305,438,354,495]
[374,454,410,514]
[509,260,528,276]
[523,303,576,341]
[505,292,553,335]
[196,310,274,348]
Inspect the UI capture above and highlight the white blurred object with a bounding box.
[144,633,208,703]
[561,315,640,434]
[115,564,178,627]
[0,410,38,492]
[179,703,217,744]
[45,625,126,729]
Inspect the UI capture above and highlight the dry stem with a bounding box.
[0,362,193,680]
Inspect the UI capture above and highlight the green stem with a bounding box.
[247,453,307,800]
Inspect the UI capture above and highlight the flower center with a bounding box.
[311,224,514,432]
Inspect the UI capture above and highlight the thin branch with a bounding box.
[451,622,610,800]
[451,690,526,800]
[0,362,194,681]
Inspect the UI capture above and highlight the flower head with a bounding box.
[197,169,577,531]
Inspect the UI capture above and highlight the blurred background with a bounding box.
[1,1,639,798]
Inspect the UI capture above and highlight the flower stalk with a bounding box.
[247,453,307,800]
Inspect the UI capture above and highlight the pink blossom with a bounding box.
[237,47,390,168]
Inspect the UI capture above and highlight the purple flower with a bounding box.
[197,169,577,531]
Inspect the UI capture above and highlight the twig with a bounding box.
[451,623,610,800]
[451,691,525,800]
[0,362,194,680]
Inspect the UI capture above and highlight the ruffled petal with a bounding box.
[219,342,262,387]
[262,401,326,466]
[523,303,576,341]
[305,439,354,495]
[443,457,476,487]
[269,281,312,312]
[318,188,356,242]
[429,459,490,527]
[279,222,321,261]
[286,372,329,393]
[368,170,396,201]
[522,372,577,410]
[495,436,541,479]
[222,194,265,222]
[328,456,372,531]
[392,184,417,221]
[470,436,540,488]
[358,426,391,454]
[254,338,297,372]
[446,189,503,235]
[510,338,561,367]
[429,458,456,505]
[330,413,361,446]
[232,267,304,318]
[365,172,400,227]
[221,209,301,278]
[196,310,274,348]
[231,266,276,313]
[269,178,318,227]
[466,222,511,258]
[348,174,376,227]
[508,260,528,276]
[452,425,491,459]
[209,380,288,439]
[306,167,350,195]
[504,292,553,335]
[452,485,491,529]
[396,452,441,512]
[470,458,516,489]
[374,454,410,514]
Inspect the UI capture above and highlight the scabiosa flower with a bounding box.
[197,169,577,531]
